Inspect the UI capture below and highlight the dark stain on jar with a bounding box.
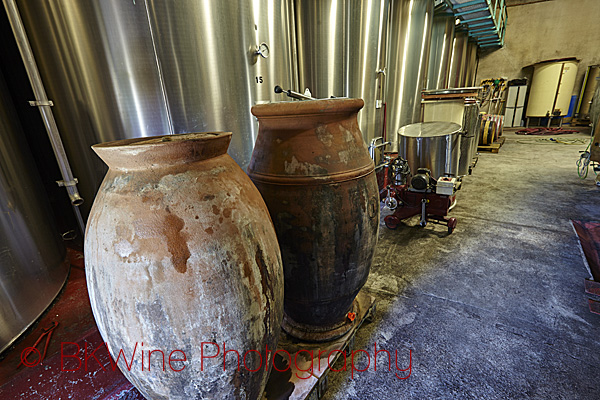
[255,245,273,335]
[161,213,190,273]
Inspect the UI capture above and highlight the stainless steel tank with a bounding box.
[295,0,388,144]
[398,121,462,179]
[469,102,482,159]
[426,14,455,90]
[464,41,478,87]
[458,99,481,176]
[448,30,468,88]
[0,69,68,354]
[387,0,434,152]
[15,0,297,218]
[421,88,482,176]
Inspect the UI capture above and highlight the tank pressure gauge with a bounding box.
[256,42,270,59]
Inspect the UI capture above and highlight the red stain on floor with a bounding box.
[0,248,144,399]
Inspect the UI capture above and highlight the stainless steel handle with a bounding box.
[376,69,386,105]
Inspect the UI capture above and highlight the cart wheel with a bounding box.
[384,216,399,230]
[447,217,457,234]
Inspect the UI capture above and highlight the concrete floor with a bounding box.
[323,129,600,400]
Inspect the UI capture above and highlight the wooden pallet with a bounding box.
[571,117,591,127]
[262,291,376,400]
[478,136,506,153]
[422,91,479,100]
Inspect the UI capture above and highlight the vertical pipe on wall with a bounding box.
[3,0,84,234]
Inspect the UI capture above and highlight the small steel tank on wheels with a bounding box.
[397,121,462,179]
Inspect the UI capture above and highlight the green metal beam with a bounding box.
[456,6,488,16]
[453,0,486,9]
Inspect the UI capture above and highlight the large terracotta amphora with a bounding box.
[84,132,283,399]
[248,99,379,342]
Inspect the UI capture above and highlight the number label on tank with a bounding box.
[256,76,264,84]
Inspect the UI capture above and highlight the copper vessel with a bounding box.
[85,132,283,399]
[248,99,379,342]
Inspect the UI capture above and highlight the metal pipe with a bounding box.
[3,0,84,234]
[368,137,391,160]
[274,85,315,101]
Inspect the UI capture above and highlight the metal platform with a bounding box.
[263,291,376,400]
[447,0,507,48]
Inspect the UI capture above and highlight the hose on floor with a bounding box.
[576,134,598,179]
[515,135,597,179]
[516,137,588,145]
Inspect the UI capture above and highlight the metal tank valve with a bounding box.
[274,85,315,101]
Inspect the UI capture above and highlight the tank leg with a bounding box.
[419,198,428,227]
[447,217,457,234]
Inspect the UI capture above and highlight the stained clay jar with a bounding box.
[248,99,379,342]
[84,132,283,399]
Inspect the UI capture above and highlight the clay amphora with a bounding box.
[248,99,379,342]
[85,132,283,399]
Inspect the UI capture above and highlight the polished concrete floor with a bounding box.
[324,129,600,400]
